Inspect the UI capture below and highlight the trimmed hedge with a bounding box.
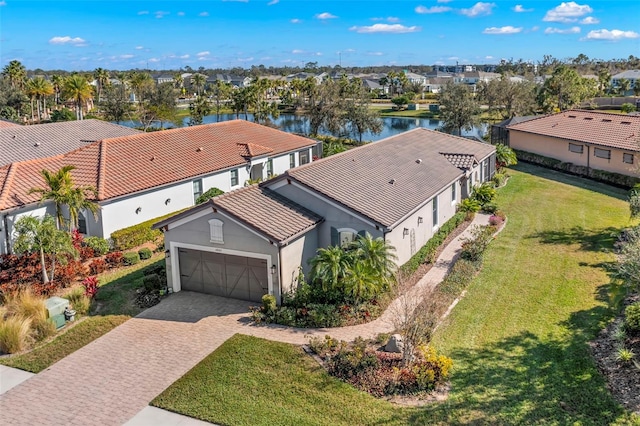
[514,149,640,188]
[110,209,187,251]
[138,247,153,260]
[123,252,140,266]
[400,211,467,275]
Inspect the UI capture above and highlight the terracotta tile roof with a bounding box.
[237,142,273,158]
[441,153,478,170]
[211,185,323,244]
[0,119,19,129]
[507,110,640,152]
[0,120,317,211]
[277,128,495,228]
[0,119,141,166]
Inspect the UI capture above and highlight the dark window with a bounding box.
[451,183,456,203]
[77,213,87,234]
[289,153,296,168]
[624,153,634,164]
[594,148,611,159]
[432,196,439,227]
[266,159,273,176]
[193,179,203,201]
[230,169,239,186]
[568,143,584,154]
[483,161,489,181]
[299,150,309,165]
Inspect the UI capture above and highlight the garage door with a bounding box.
[178,248,269,302]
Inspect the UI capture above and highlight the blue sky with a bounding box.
[1,0,639,71]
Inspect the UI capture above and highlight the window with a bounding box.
[266,159,273,177]
[289,153,296,168]
[77,212,87,234]
[230,169,239,186]
[338,228,358,246]
[594,148,611,160]
[299,150,309,165]
[432,196,439,228]
[568,143,584,154]
[451,183,456,203]
[193,179,203,202]
[209,219,224,243]
[624,153,634,164]
[483,161,489,181]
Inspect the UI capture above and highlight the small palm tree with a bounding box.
[495,144,518,170]
[342,261,380,302]
[309,245,351,292]
[63,75,93,120]
[349,233,397,281]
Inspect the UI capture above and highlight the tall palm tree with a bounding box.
[1,60,27,89]
[191,73,207,96]
[25,79,38,122]
[93,68,110,102]
[173,72,184,91]
[63,75,93,120]
[28,165,99,231]
[26,77,53,122]
[51,74,63,105]
[129,71,153,103]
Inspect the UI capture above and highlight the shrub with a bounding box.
[482,202,499,214]
[439,259,479,296]
[84,236,110,256]
[458,198,481,213]
[123,252,140,266]
[616,346,635,363]
[65,288,91,315]
[196,187,224,205]
[489,215,504,227]
[460,225,494,262]
[89,258,107,275]
[138,247,153,260]
[492,172,508,188]
[105,251,124,267]
[82,276,99,299]
[110,210,186,251]
[625,303,640,331]
[4,290,54,341]
[142,274,163,293]
[471,183,497,205]
[262,294,277,315]
[0,316,32,354]
[494,210,507,221]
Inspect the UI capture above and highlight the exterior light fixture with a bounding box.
[403,228,409,237]
[418,217,423,225]
[135,207,142,214]
[165,198,171,205]
[271,264,277,274]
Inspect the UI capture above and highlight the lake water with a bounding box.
[118,113,487,142]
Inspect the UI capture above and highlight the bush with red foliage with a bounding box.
[72,229,83,250]
[89,258,107,275]
[82,276,99,298]
[105,251,124,268]
[79,246,95,262]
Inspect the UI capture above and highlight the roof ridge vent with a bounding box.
[416,158,422,164]
[389,179,396,185]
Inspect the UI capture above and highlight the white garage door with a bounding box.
[178,248,269,303]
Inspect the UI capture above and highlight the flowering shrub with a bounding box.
[105,251,124,267]
[489,215,504,226]
[72,229,83,251]
[89,258,107,275]
[82,276,99,299]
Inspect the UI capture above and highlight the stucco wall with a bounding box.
[509,130,637,177]
[1,205,53,254]
[279,230,318,296]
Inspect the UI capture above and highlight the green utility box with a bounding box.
[429,104,440,112]
[45,297,69,329]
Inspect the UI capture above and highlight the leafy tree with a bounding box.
[188,95,211,126]
[350,233,397,283]
[477,76,537,119]
[621,103,637,114]
[139,83,178,130]
[391,95,410,110]
[0,78,28,119]
[195,187,224,204]
[495,144,517,169]
[210,80,232,121]
[100,84,132,123]
[13,215,76,284]
[536,66,597,112]
[616,226,640,291]
[50,108,75,122]
[128,71,154,104]
[62,75,93,120]
[28,165,99,231]
[438,81,480,136]
[629,184,640,219]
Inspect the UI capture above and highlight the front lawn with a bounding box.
[152,163,638,425]
[0,315,128,373]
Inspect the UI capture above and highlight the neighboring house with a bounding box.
[153,74,175,85]
[424,77,450,94]
[490,115,538,145]
[0,120,319,255]
[611,70,640,94]
[404,72,428,87]
[154,128,496,303]
[0,119,140,167]
[507,110,640,178]
[208,74,253,89]
[455,71,501,85]
[425,70,453,79]
[0,119,20,129]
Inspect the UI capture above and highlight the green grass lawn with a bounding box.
[151,163,639,425]
[0,315,128,373]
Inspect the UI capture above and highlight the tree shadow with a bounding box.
[527,226,621,253]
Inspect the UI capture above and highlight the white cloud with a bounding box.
[532,25,540,31]
[315,52,322,56]
[448,56,459,60]
[349,24,421,34]
[581,16,599,24]
[268,0,279,5]
[137,10,149,15]
[584,29,640,40]
[177,11,185,16]
[543,2,592,23]
[315,12,337,19]
[49,36,86,45]
[120,54,134,59]
[367,51,384,56]
[0,2,6,6]
[513,5,533,12]
[196,51,210,57]
[483,26,523,34]
[180,54,190,59]
[387,16,400,22]
[135,46,144,50]
[415,5,451,14]
[155,11,169,19]
[461,2,496,17]
[149,58,160,63]
[199,12,209,17]
[544,26,581,34]
[237,57,254,62]
[292,49,304,54]
[437,0,452,3]
[485,55,494,59]
[290,18,302,23]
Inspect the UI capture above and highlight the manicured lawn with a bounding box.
[152,334,409,426]
[152,163,638,425]
[0,315,128,373]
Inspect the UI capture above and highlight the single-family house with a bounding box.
[154,128,496,303]
[0,119,141,167]
[153,74,175,85]
[611,70,640,95]
[455,71,501,86]
[0,120,319,255]
[507,110,640,181]
[404,72,428,87]
[490,115,537,145]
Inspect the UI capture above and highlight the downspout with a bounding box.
[2,214,9,255]
[277,250,283,305]
[586,145,590,175]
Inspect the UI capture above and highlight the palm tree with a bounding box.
[191,73,207,96]
[28,165,99,231]
[2,60,26,89]
[495,144,517,170]
[63,75,93,120]
[349,233,397,283]
[129,71,153,103]
[173,72,184,91]
[51,74,63,105]
[342,261,380,302]
[93,68,110,102]
[309,245,351,292]
[26,77,54,122]
[25,79,38,122]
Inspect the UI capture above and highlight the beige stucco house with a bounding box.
[154,128,496,304]
[507,110,640,182]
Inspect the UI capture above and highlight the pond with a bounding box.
[117,113,487,142]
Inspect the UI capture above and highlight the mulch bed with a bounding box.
[590,293,640,414]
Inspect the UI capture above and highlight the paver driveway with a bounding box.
[0,214,489,426]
